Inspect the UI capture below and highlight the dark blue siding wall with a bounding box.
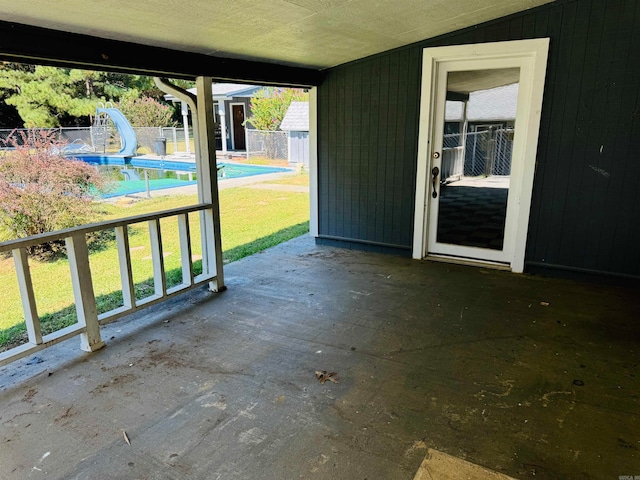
[317,0,640,278]
[318,48,422,251]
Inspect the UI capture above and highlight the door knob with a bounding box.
[431,166,439,198]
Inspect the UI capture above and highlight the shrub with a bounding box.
[244,87,308,131]
[0,129,106,256]
[117,93,174,127]
[244,88,308,159]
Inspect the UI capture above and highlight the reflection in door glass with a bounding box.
[436,68,519,251]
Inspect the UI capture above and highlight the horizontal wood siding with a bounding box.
[318,0,640,277]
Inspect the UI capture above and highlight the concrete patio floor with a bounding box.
[1,235,638,479]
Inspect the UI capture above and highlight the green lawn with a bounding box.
[269,172,310,186]
[0,178,309,348]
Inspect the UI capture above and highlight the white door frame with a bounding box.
[412,39,549,273]
[229,102,246,151]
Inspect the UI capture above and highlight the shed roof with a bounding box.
[280,102,309,131]
[445,83,519,123]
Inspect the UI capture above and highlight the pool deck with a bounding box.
[101,170,303,202]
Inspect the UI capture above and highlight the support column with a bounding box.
[195,77,225,292]
[308,87,319,237]
[460,99,469,178]
[218,103,228,155]
[181,101,191,154]
[153,77,225,292]
[460,100,468,151]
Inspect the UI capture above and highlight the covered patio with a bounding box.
[1,235,638,479]
[1,0,640,478]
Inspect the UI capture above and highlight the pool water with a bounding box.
[89,161,290,198]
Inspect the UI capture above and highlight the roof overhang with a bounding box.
[0,0,555,84]
[0,21,321,87]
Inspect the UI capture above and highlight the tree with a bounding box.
[244,87,308,131]
[0,62,28,128]
[0,65,97,127]
[0,130,106,255]
[0,62,183,128]
[117,93,174,127]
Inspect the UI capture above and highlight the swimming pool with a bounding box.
[69,155,291,198]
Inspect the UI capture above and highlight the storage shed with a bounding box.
[280,101,309,167]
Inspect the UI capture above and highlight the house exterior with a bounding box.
[280,101,310,167]
[315,0,640,280]
[165,83,262,152]
[0,0,637,280]
[0,1,639,477]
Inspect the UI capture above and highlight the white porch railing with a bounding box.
[0,203,219,367]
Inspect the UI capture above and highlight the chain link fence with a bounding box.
[246,129,288,161]
[443,128,513,177]
[3,126,292,162]
[0,126,189,155]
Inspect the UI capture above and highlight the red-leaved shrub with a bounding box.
[0,129,106,255]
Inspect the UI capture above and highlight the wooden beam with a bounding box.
[0,20,323,87]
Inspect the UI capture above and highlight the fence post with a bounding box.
[66,233,104,352]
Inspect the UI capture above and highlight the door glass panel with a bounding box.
[436,68,519,251]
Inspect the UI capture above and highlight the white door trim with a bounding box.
[412,39,549,273]
[229,102,246,150]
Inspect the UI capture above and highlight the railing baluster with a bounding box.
[115,226,136,308]
[66,233,104,352]
[202,207,224,291]
[199,209,208,275]
[12,247,42,345]
[148,219,166,297]
[1,204,219,365]
[178,213,194,286]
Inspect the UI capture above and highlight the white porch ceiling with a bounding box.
[0,0,553,69]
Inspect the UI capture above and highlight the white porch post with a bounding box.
[218,103,228,155]
[460,100,468,153]
[309,87,319,237]
[181,101,191,154]
[196,77,225,292]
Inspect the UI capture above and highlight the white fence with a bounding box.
[0,204,218,367]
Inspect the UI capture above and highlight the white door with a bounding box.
[413,39,549,272]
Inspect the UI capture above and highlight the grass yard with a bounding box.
[0,176,309,349]
[269,173,310,186]
[230,155,290,167]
